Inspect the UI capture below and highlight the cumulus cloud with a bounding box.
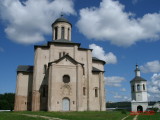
[148,73,160,101]
[105,76,125,87]
[113,93,130,101]
[77,0,160,47]
[0,0,75,44]
[140,60,160,73]
[89,44,117,64]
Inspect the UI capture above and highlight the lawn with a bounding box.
[0,111,159,120]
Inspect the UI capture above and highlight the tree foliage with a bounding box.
[0,93,15,111]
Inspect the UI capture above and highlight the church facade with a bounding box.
[14,17,106,111]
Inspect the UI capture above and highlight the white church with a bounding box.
[130,65,148,112]
[14,16,106,111]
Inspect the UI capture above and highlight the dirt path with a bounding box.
[20,114,65,120]
[133,115,138,120]
[121,115,130,120]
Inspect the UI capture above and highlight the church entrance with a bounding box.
[62,98,70,111]
[137,105,143,112]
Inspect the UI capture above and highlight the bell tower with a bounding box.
[130,65,148,112]
[52,15,72,41]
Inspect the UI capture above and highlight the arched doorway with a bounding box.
[137,105,143,112]
[62,98,70,111]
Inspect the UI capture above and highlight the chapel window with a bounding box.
[143,84,145,90]
[61,27,65,39]
[137,84,140,91]
[54,27,58,40]
[132,85,134,92]
[63,75,70,83]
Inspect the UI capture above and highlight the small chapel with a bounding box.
[130,65,148,112]
[14,16,106,111]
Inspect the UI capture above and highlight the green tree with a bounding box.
[0,93,15,111]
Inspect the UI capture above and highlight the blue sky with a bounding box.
[0,0,160,102]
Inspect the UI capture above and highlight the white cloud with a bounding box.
[0,47,4,52]
[148,73,160,101]
[120,88,126,92]
[0,0,75,44]
[140,60,160,73]
[77,0,160,47]
[89,44,117,64]
[105,76,125,87]
[113,93,130,101]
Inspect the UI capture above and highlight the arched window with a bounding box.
[61,27,65,39]
[143,84,145,90]
[137,84,140,91]
[54,27,58,40]
[132,85,134,92]
[63,75,70,83]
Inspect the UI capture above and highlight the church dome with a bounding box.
[52,16,72,26]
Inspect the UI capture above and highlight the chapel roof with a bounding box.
[17,65,33,73]
[130,76,147,83]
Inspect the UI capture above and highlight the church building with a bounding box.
[130,65,148,112]
[14,16,106,111]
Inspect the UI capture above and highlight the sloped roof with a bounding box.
[92,57,106,64]
[17,65,33,73]
[92,67,104,72]
[130,76,147,82]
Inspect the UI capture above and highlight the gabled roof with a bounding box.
[92,67,104,72]
[130,76,147,83]
[17,65,33,73]
[92,57,106,64]
[49,54,84,66]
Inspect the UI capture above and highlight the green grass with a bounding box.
[0,112,46,120]
[137,112,160,120]
[25,111,126,120]
[0,111,159,120]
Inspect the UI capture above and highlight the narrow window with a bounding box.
[63,52,65,56]
[55,27,58,40]
[59,52,62,58]
[43,64,47,74]
[143,84,145,90]
[137,84,140,91]
[83,87,86,96]
[132,85,134,92]
[95,88,98,97]
[68,28,70,40]
[61,27,65,39]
